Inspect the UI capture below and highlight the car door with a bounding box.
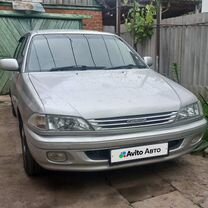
[10,35,28,110]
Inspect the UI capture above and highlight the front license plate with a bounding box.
[110,143,168,164]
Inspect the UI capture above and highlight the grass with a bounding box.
[171,63,181,83]
[170,62,208,152]
[202,102,208,142]
[193,98,208,152]
[202,102,208,120]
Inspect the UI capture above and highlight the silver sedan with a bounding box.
[0,30,207,176]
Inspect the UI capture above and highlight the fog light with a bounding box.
[47,152,67,162]
[191,134,203,145]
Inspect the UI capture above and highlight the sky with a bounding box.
[202,0,208,12]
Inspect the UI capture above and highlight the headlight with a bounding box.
[177,103,200,120]
[28,114,47,130]
[28,114,92,131]
[47,115,92,131]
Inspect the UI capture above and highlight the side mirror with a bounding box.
[143,56,153,67]
[0,59,19,71]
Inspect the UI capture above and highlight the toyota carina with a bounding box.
[0,30,206,176]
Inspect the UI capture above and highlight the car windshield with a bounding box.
[26,34,147,72]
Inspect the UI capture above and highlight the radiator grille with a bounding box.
[88,112,177,130]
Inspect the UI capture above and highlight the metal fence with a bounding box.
[120,13,208,99]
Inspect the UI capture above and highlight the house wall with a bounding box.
[43,0,99,6]
[0,3,103,31]
[0,2,103,94]
[45,8,103,31]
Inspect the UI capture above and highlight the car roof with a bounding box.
[27,29,115,36]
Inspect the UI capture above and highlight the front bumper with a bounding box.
[25,118,207,171]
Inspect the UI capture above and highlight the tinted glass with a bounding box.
[29,35,55,71]
[104,36,124,67]
[27,42,40,72]
[26,34,147,72]
[47,35,75,67]
[115,39,135,65]
[70,35,94,66]
[87,35,111,67]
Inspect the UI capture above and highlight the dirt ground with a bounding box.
[0,95,208,208]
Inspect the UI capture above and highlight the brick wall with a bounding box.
[0,5,11,10]
[0,5,103,31]
[45,9,103,31]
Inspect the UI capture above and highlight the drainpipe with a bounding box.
[132,0,137,51]
[156,0,162,73]
[116,0,121,36]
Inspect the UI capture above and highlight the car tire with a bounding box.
[19,117,42,176]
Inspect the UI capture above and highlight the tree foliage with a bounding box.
[125,2,156,44]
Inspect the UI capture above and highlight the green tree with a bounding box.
[125,1,156,48]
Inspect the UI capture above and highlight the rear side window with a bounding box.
[26,34,147,72]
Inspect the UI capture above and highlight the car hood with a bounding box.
[28,69,195,119]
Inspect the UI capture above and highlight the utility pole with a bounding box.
[156,0,161,72]
[116,0,121,36]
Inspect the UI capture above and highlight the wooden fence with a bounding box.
[120,13,208,99]
[0,11,86,94]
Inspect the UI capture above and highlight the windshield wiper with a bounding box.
[50,65,106,72]
[107,64,144,70]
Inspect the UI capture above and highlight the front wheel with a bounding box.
[19,118,42,176]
